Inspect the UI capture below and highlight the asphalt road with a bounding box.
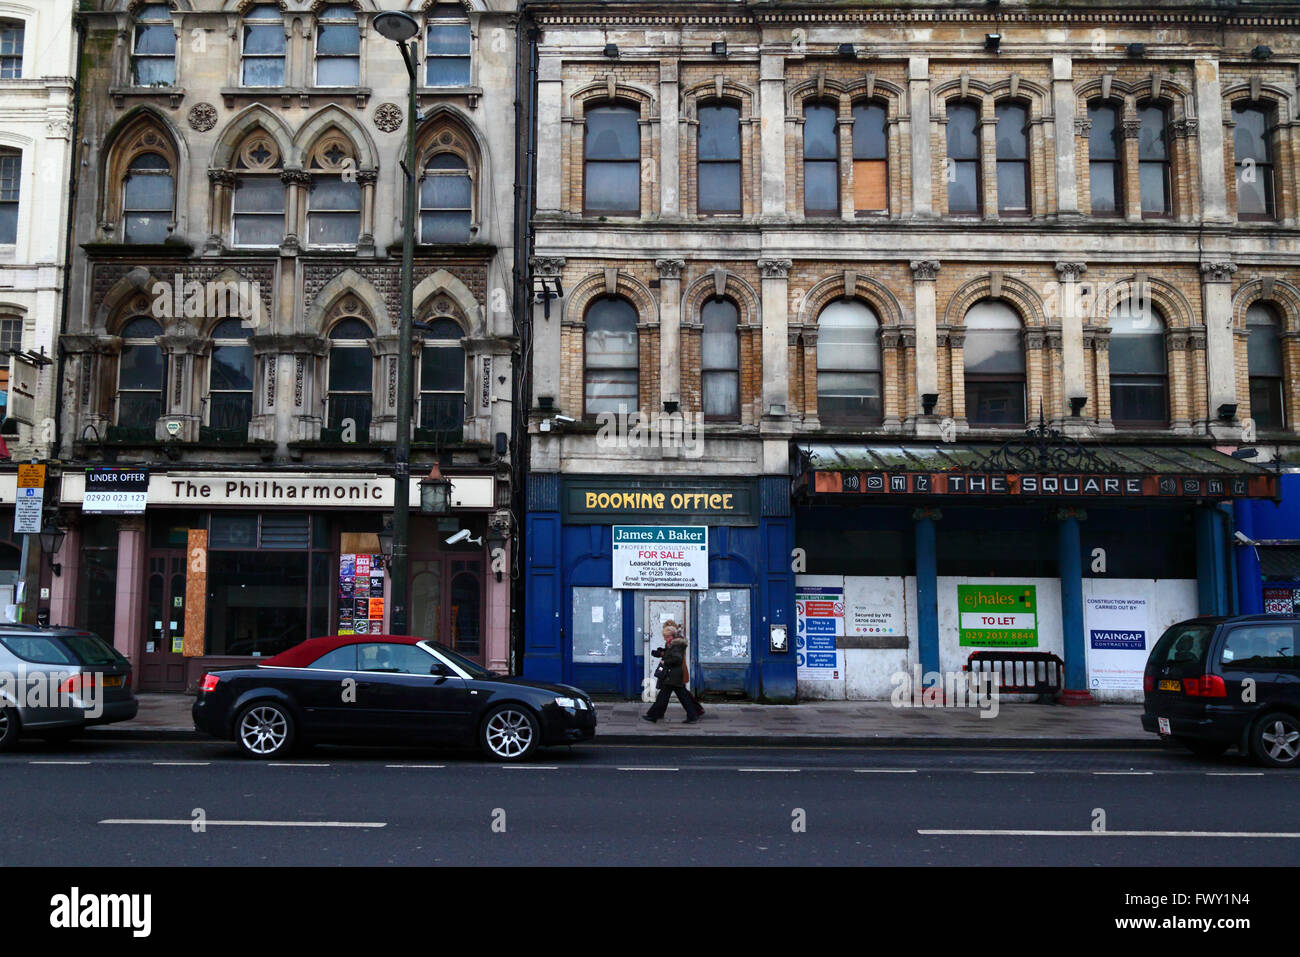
[2,738,1296,866]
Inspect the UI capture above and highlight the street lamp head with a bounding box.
[373,11,419,43]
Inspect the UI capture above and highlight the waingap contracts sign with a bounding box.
[611,525,708,590]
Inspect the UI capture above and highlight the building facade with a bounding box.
[53,0,521,691]
[0,1,77,617]
[521,1,1294,702]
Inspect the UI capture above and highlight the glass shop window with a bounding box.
[572,587,623,664]
[695,588,751,664]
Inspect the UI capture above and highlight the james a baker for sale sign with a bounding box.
[611,525,708,590]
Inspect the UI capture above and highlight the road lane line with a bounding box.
[29,760,91,765]
[385,764,445,769]
[1207,771,1265,776]
[737,768,800,773]
[617,767,679,772]
[266,762,330,767]
[502,765,557,770]
[1092,771,1155,776]
[152,761,210,767]
[854,768,918,773]
[99,819,385,828]
[919,829,1300,838]
[973,770,1034,775]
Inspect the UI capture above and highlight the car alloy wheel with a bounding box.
[482,706,537,761]
[1252,712,1300,768]
[238,703,292,758]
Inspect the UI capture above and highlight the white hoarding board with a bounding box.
[796,584,844,681]
[1085,593,1150,692]
[844,575,906,637]
[611,525,708,590]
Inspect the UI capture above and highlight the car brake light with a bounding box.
[200,673,221,693]
[1143,674,1154,692]
[58,674,94,694]
[1184,675,1227,698]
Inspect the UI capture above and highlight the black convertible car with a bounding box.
[193,634,596,761]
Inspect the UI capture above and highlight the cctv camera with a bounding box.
[445,529,471,545]
[1234,531,1254,546]
[553,414,576,424]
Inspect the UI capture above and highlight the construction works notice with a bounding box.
[611,525,708,590]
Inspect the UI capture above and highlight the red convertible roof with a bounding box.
[262,634,426,668]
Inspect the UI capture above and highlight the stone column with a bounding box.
[48,524,80,628]
[947,330,966,426]
[759,259,792,416]
[980,109,998,219]
[530,256,565,413]
[1093,333,1113,428]
[1201,260,1239,437]
[910,260,940,431]
[484,511,512,674]
[656,259,684,408]
[1051,55,1079,218]
[1194,58,1231,223]
[1056,262,1088,422]
[535,56,564,214]
[908,57,932,217]
[206,169,235,255]
[760,54,787,217]
[1026,329,1046,422]
[356,168,377,255]
[114,517,146,664]
[1121,109,1143,222]
[881,329,901,429]
[281,168,310,253]
[1168,330,1192,432]
[660,61,679,217]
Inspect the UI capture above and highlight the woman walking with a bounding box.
[643,621,703,723]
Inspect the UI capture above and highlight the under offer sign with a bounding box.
[611,525,708,590]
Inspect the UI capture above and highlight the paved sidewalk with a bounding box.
[92,693,1154,747]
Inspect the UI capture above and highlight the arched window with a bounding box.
[419,317,465,438]
[1234,102,1276,220]
[852,102,888,213]
[231,133,284,248]
[700,102,742,215]
[117,316,165,431]
[241,4,285,88]
[1088,101,1122,216]
[307,134,360,247]
[208,318,253,437]
[327,318,373,438]
[0,20,24,79]
[584,104,639,216]
[315,3,359,87]
[132,4,175,86]
[802,102,838,217]
[1109,299,1167,427]
[426,4,470,87]
[817,299,881,425]
[701,298,739,421]
[995,101,1030,215]
[584,297,638,417]
[1138,104,1171,218]
[123,153,174,243]
[947,101,981,215]
[1247,303,1285,429]
[420,153,471,243]
[0,148,19,245]
[964,300,1025,426]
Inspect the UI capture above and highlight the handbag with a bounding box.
[653,664,665,680]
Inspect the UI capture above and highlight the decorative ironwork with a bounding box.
[976,405,1118,474]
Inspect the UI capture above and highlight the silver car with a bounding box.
[0,626,138,749]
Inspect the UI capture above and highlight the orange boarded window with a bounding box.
[852,102,888,213]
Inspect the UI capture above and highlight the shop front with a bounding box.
[794,440,1279,703]
[51,469,502,692]
[523,475,796,701]
[1234,471,1300,615]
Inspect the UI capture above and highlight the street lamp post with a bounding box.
[374,10,421,635]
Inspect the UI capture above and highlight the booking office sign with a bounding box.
[958,584,1038,647]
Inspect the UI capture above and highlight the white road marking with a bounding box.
[502,765,557,770]
[737,768,800,773]
[100,819,385,828]
[266,762,329,767]
[617,767,679,772]
[973,770,1034,775]
[1092,771,1155,776]
[385,764,445,769]
[29,760,91,765]
[920,829,1300,838]
[1207,771,1266,777]
[152,761,210,767]
[854,768,919,773]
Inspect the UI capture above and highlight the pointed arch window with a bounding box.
[852,101,888,213]
[1088,101,1122,216]
[700,102,742,215]
[207,318,253,438]
[232,133,285,248]
[584,104,639,216]
[701,298,740,421]
[326,316,373,439]
[1138,104,1171,218]
[1109,299,1168,427]
[1247,302,1285,429]
[584,296,638,417]
[803,101,839,217]
[426,4,470,88]
[316,3,360,88]
[123,152,174,243]
[241,4,285,88]
[817,299,881,426]
[117,316,166,433]
[421,153,472,243]
[946,101,981,215]
[964,300,1025,426]
[0,20,23,79]
[1234,102,1276,221]
[995,101,1030,215]
[132,4,175,86]
[0,148,19,245]
[418,317,465,439]
[307,134,360,247]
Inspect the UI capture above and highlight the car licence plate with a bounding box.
[1158,717,1171,735]
[102,675,123,688]
[1158,679,1181,692]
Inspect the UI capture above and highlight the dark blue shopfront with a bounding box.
[523,475,797,701]
[1234,471,1300,614]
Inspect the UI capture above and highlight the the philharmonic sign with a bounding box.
[811,470,1273,499]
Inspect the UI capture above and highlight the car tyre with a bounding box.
[1250,711,1300,768]
[235,701,295,759]
[0,707,18,752]
[480,704,540,762]
[1176,737,1230,760]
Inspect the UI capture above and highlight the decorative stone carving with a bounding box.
[1121,118,1141,139]
[188,103,218,132]
[1025,332,1047,350]
[1168,331,1191,351]
[910,260,940,281]
[1200,261,1238,283]
[374,103,404,133]
[280,168,312,186]
[654,258,685,279]
[758,259,792,279]
[1055,262,1087,282]
[530,256,565,277]
[1074,116,1092,135]
[208,168,236,187]
[1171,118,1198,138]
[355,168,378,186]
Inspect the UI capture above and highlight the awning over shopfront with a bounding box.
[795,441,1279,502]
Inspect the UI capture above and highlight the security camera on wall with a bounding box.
[445,529,483,547]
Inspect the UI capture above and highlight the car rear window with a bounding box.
[59,633,127,666]
[0,635,78,665]
[1148,622,1217,670]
